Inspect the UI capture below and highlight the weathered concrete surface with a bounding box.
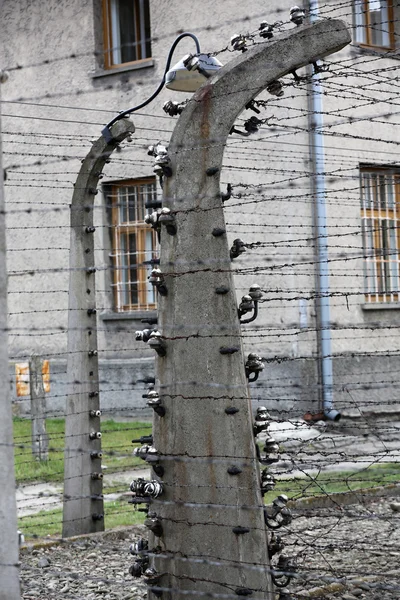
[63,119,135,538]
[0,75,21,600]
[152,19,351,600]
[29,354,49,460]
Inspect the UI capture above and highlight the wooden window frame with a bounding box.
[361,166,400,303]
[110,178,158,312]
[102,0,151,70]
[354,0,395,50]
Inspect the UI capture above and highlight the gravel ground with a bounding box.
[20,528,146,600]
[287,495,400,599]
[20,496,400,600]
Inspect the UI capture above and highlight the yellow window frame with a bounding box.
[361,167,400,302]
[110,178,157,312]
[102,0,151,69]
[355,0,395,50]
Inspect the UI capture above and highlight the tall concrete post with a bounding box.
[147,20,350,600]
[63,119,135,537]
[0,70,21,600]
[29,354,49,461]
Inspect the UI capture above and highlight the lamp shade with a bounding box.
[165,53,223,92]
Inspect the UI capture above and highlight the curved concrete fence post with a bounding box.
[148,20,351,600]
[63,119,135,538]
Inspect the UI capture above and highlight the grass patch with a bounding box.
[15,417,399,495]
[15,417,400,539]
[19,465,399,539]
[263,462,400,504]
[13,417,151,484]
[19,500,145,540]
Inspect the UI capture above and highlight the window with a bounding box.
[361,167,400,302]
[353,0,394,49]
[102,0,151,68]
[109,178,158,312]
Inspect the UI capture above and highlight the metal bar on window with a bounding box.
[368,218,377,300]
[369,175,380,300]
[375,178,383,300]
[110,178,158,312]
[381,174,389,301]
[362,173,375,302]
[387,174,395,302]
[394,175,400,300]
[145,229,156,306]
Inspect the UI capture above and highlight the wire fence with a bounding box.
[1,2,400,599]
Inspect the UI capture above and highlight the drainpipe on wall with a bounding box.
[308,0,341,421]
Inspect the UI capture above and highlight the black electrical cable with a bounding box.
[102,32,201,139]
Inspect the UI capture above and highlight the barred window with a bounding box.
[353,0,394,49]
[109,178,157,312]
[361,167,400,302]
[102,0,151,68]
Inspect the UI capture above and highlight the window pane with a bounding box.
[145,229,156,304]
[389,219,399,290]
[128,188,138,222]
[381,219,389,257]
[386,174,395,209]
[362,217,376,292]
[354,0,367,43]
[110,0,122,65]
[107,0,151,66]
[361,173,371,209]
[378,175,386,210]
[138,184,148,221]
[142,182,156,205]
[118,186,128,223]
[120,0,138,63]
[369,0,390,47]
[143,0,152,58]
[120,232,130,305]
[111,178,158,310]
[128,232,138,305]
[371,174,379,210]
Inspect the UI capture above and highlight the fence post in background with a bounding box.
[62,119,135,538]
[138,20,351,600]
[29,354,49,461]
[0,69,21,600]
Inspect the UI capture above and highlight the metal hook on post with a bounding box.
[239,284,263,324]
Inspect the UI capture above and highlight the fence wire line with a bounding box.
[2,9,400,599]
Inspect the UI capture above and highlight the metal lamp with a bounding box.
[102,32,222,140]
[165,53,223,92]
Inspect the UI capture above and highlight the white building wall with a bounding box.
[1,0,399,418]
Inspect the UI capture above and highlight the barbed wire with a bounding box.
[3,6,400,598]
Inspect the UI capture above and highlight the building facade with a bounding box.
[1,0,400,420]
